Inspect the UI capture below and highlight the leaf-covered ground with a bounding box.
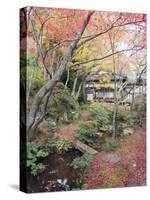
[57,110,146,189]
[83,119,146,189]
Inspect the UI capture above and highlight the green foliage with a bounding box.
[56,137,73,152]
[90,107,110,125]
[88,105,111,132]
[116,108,139,127]
[74,121,98,144]
[132,95,146,113]
[27,66,46,90]
[24,142,50,176]
[29,163,46,176]
[102,138,119,152]
[70,153,92,170]
[50,87,78,114]
[121,128,132,138]
[67,112,74,121]
[60,69,84,103]
[46,111,59,118]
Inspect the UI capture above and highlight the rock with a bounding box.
[46,117,56,123]
[73,112,80,120]
[63,112,68,122]
[47,119,57,133]
[102,154,121,164]
[95,132,103,137]
[74,140,98,155]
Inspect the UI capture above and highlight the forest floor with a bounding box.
[84,118,146,189]
[57,113,146,189]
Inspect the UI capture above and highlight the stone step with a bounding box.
[74,140,98,155]
[102,154,121,164]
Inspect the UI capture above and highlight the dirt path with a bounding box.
[57,121,78,142]
[57,111,90,142]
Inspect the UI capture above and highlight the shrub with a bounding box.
[56,137,73,152]
[50,88,78,111]
[133,95,146,114]
[74,121,98,144]
[25,142,49,176]
[67,112,74,121]
[116,108,139,127]
[121,127,133,138]
[102,138,119,152]
[85,104,112,132]
[70,153,92,170]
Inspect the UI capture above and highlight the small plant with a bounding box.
[74,121,98,144]
[70,153,92,170]
[22,142,49,176]
[121,128,133,138]
[102,138,119,152]
[88,106,111,132]
[116,108,138,125]
[28,162,46,176]
[133,95,146,113]
[56,137,73,152]
[67,112,73,121]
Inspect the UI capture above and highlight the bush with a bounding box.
[102,138,119,152]
[121,127,133,138]
[89,107,111,131]
[70,153,92,170]
[67,112,74,121]
[56,137,73,152]
[25,142,49,176]
[116,108,139,127]
[51,87,78,111]
[74,121,98,144]
[133,95,146,114]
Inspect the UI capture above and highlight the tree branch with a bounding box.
[69,46,145,68]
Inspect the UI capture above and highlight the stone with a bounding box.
[63,112,69,122]
[95,132,103,137]
[47,119,57,133]
[73,112,80,120]
[102,154,121,164]
[74,140,98,155]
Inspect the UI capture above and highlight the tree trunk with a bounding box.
[27,57,38,103]
[82,80,86,103]
[131,84,135,110]
[65,68,70,88]
[100,14,117,139]
[112,80,117,139]
[75,82,82,101]
[71,76,78,96]
[27,11,94,140]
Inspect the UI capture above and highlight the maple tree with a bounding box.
[20,7,146,140]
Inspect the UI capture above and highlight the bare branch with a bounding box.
[30,18,50,75]
[77,19,146,48]
[69,46,145,68]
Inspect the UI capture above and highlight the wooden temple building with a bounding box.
[84,71,146,103]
